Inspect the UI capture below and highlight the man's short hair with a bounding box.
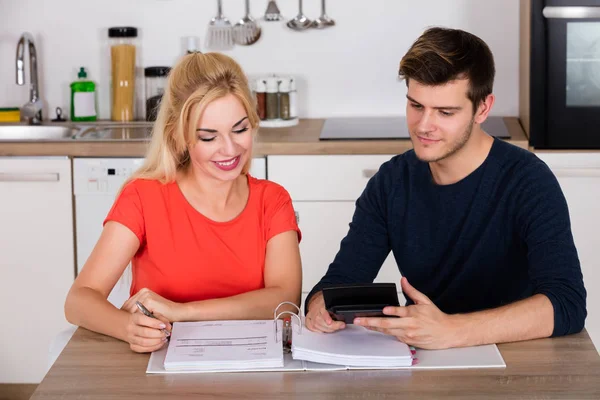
[399,27,496,112]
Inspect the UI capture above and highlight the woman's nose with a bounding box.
[221,134,237,156]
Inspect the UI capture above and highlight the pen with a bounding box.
[135,301,171,337]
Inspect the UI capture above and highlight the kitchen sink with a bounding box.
[0,125,78,140]
[0,124,153,141]
[77,125,152,140]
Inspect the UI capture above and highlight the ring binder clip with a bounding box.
[273,302,302,346]
[273,301,301,320]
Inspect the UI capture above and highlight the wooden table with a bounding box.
[30,328,600,399]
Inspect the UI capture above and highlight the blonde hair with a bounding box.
[128,52,259,184]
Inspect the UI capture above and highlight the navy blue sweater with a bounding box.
[307,138,586,337]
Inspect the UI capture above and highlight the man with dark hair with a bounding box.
[305,27,586,349]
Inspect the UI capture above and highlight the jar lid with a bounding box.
[266,77,279,93]
[255,79,267,92]
[278,79,291,92]
[145,66,171,77]
[108,27,138,38]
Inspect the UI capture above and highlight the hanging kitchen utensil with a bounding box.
[264,0,283,21]
[205,0,233,50]
[312,0,335,29]
[287,0,312,31]
[234,0,261,45]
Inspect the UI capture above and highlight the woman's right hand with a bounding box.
[305,292,346,333]
[125,311,172,353]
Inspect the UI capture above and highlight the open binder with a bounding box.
[147,302,506,374]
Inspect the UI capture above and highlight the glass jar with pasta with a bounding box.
[108,27,138,121]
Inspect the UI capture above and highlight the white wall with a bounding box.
[0,0,519,120]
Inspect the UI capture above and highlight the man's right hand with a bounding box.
[305,291,346,333]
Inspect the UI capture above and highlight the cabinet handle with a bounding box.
[554,169,600,178]
[0,172,60,182]
[294,211,300,224]
[543,6,600,19]
[362,169,378,178]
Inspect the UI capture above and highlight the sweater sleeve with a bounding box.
[304,162,393,312]
[514,161,587,337]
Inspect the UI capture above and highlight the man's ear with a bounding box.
[474,94,495,124]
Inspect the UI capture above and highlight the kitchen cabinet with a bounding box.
[250,157,266,180]
[0,157,75,383]
[267,155,402,306]
[293,201,401,293]
[267,155,394,201]
[536,152,600,353]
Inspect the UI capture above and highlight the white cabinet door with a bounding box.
[537,152,600,353]
[268,155,395,201]
[0,157,75,383]
[250,157,266,180]
[294,201,401,294]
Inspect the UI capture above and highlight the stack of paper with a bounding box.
[164,320,283,371]
[292,324,413,367]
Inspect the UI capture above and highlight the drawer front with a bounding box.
[268,155,395,201]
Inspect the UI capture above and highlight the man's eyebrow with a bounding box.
[406,95,422,105]
[196,116,249,133]
[406,95,462,110]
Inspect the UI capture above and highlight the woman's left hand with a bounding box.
[122,288,186,323]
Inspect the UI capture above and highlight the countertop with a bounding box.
[0,117,529,157]
[30,327,600,399]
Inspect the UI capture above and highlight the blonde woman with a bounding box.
[65,53,302,353]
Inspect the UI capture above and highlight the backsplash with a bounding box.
[0,0,519,120]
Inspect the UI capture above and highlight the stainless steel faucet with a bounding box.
[16,32,43,125]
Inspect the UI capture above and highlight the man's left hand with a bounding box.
[354,277,463,349]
